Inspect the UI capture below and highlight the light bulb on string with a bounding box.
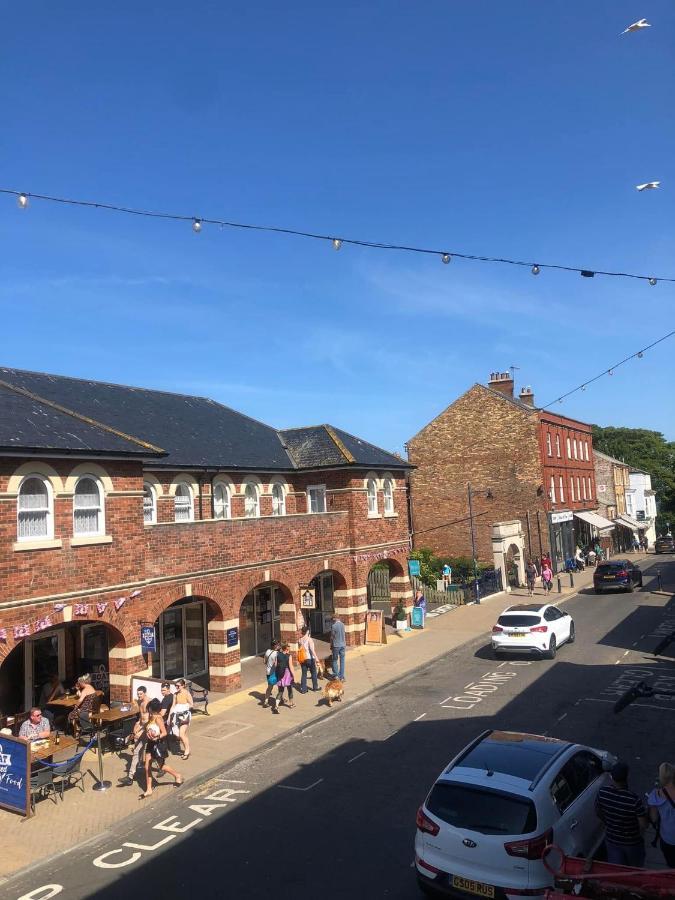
[581,385,586,391]
[649,278,657,286]
[17,193,29,210]
[332,238,342,251]
[441,253,452,264]
[580,270,595,278]
[607,369,613,376]
[637,352,644,359]
[192,218,202,233]
[531,264,540,276]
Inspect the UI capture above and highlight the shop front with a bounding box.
[306,572,335,637]
[151,598,208,683]
[0,621,111,715]
[573,510,615,555]
[239,585,284,659]
[548,510,575,573]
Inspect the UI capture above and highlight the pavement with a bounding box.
[0,552,664,885]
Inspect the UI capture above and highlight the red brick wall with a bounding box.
[537,413,596,511]
[408,385,549,563]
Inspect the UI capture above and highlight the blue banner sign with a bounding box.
[0,734,30,816]
[411,607,425,629]
[140,625,157,653]
[227,627,239,648]
[408,559,421,577]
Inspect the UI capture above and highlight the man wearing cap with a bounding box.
[595,760,647,867]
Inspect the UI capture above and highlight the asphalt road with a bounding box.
[7,554,675,900]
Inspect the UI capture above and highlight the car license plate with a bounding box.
[451,875,495,898]
[509,632,527,637]
[603,575,616,579]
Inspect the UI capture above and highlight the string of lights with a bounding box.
[2,186,674,286]
[541,328,675,410]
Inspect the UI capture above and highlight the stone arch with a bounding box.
[6,461,65,495]
[167,473,199,496]
[492,520,525,593]
[143,473,165,497]
[63,462,114,495]
[302,567,349,638]
[367,556,412,619]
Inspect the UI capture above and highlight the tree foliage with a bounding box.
[409,547,492,587]
[592,425,675,531]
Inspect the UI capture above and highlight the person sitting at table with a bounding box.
[39,672,66,708]
[67,673,97,733]
[19,707,51,740]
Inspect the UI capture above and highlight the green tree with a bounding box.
[592,426,675,532]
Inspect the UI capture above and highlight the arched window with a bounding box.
[383,478,395,515]
[367,478,378,515]
[174,482,194,522]
[17,475,53,540]
[271,483,286,516]
[244,482,260,518]
[213,482,231,520]
[143,482,157,524]
[74,476,104,535]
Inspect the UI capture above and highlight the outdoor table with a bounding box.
[30,734,78,764]
[46,694,80,710]
[96,702,139,726]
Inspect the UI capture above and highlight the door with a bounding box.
[239,594,257,659]
[26,632,65,709]
[549,752,605,857]
[548,607,571,643]
[184,603,207,678]
[162,608,184,680]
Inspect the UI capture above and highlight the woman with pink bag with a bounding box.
[274,642,297,711]
[542,563,553,593]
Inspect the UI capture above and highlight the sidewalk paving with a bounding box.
[0,554,656,882]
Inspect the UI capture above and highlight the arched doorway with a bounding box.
[506,543,521,589]
[0,619,125,714]
[152,596,218,684]
[239,582,288,659]
[302,569,348,638]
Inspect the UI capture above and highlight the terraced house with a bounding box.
[0,367,411,713]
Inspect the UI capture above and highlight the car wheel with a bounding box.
[628,581,635,593]
[546,635,557,659]
[568,621,575,644]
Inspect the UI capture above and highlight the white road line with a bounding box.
[615,659,622,665]
[414,713,427,722]
[348,752,367,764]
[496,661,507,669]
[557,713,568,722]
[215,778,247,783]
[632,642,638,647]
[439,696,454,705]
[579,698,614,704]
[635,703,675,712]
[277,778,324,792]
[622,650,630,657]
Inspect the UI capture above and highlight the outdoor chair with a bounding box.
[187,680,209,715]
[50,755,86,800]
[106,716,136,755]
[30,766,57,813]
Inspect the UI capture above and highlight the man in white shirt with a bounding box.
[19,707,51,740]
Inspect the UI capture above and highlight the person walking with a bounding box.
[274,642,296,710]
[414,589,427,612]
[262,639,280,708]
[173,678,193,761]
[330,613,346,682]
[118,710,150,786]
[541,563,553,594]
[525,560,537,597]
[141,699,183,797]
[298,626,319,694]
[648,762,675,867]
[595,760,647,867]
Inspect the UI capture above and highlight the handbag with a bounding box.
[267,672,278,686]
[297,646,308,664]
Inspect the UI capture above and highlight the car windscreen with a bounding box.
[497,615,541,627]
[426,782,537,835]
[596,564,623,574]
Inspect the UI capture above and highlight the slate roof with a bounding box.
[0,367,409,472]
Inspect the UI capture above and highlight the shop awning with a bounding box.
[574,510,615,530]
[615,514,640,532]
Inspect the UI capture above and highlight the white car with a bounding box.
[491,604,574,660]
[415,730,614,899]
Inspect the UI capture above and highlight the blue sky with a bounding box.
[1,1,673,453]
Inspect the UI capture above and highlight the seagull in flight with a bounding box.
[636,182,660,191]
[621,18,651,34]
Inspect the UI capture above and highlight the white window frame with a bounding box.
[570,476,575,502]
[174,482,194,522]
[555,435,561,458]
[383,477,395,516]
[584,442,589,461]
[559,476,565,504]
[271,482,286,517]
[73,475,105,536]
[587,477,593,500]
[367,478,379,516]
[550,476,556,503]
[546,433,552,457]
[582,477,587,501]
[213,482,231,520]
[17,474,54,541]
[573,439,578,460]
[307,484,327,514]
[244,481,260,518]
[566,437,571,459]
[143,481,157,524]
[576,476,581,502]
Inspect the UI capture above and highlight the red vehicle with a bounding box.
[543,846,675,899]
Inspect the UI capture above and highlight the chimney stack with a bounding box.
[488,371,514,398]
[519,386,535,408]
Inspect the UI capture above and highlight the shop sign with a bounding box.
[408,559,421,577]
[299,586,316,609]
[226,627,238,648]
[140,626,157,653]
[0,734,30,817]
[551,510,573,524]
[411,607,425,629]
[365,610,385,645]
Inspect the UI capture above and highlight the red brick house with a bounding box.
[407,372,599,575]
[0,367,411,712]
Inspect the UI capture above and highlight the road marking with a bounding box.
[348,752,367,763]
[414,713,427,721]
[496,661,507,669]
[632,642,638,647]
[277,778,324,792]
[635,703,675,712]
[557,713,567,722]
[579,698,614,704]
[214,778,247,783]
[622,650,630,657]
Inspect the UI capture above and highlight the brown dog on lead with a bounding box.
[324,678,344,707]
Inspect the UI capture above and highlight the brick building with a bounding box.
[0,367,411,714]
[407,372,600,576]
[594,450,640,553]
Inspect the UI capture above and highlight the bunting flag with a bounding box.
[74,603,90,616]
[0,628,7,641]
[354,545,410,563]
[130,590,142,599]
[13,623,31,639]
[53,603,66,612]
[34,616,52,633]
[96,602,108,616]
[114,597,127,611]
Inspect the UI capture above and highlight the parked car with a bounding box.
[593,559,643,594]
[414,730,615,899]
[491,604,575,660]
[654,535,675,554]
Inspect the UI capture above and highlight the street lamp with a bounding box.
[467,484,494,605]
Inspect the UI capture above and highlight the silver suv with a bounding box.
[415,730,615,899]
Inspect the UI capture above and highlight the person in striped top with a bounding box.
[595,760,647,867]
